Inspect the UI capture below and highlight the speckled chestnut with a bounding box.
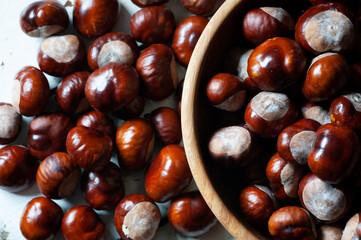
[302,102,332,125]
[20,0,69,37]
[73,0,119,38]
[12,66,50,116]
[342,212,361,240]
[62,205,105,240]
[172,16,209,66]
[131,0,169,7]
[27,113,74,160]
[114,194,161,240]
[295,2,358,54]
[77,110,115,139]
[145,145,192,203]
[0,146,38,192]
[242,7,295,45]
[81,162,125,210]
[66,126,113,172]
[0,103,21,144]
[136,44,178,101]
[56,71,90,114]
[113,95,145,120]
[36,152,81,199]
[244,91,298,137]
[308,123,360,184]
[277,119,321,165]
[37,35,86,77]
[317,225,343,240]
[150,107,181,145]
[168,191,217,237]
[247,37,306,91]
[116,118,154,171]
[180,0,224,16]
[20,197,63,240]
[88,32,139,71]
[85,63,140,112]
[239,185,277,226]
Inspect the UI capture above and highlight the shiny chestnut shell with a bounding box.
[131,0,169,8]
[113,95,145,120]
[180,0,224,16]
[77,110,115,139]
[0,103,22,145]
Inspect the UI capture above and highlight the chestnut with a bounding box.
[113,95,145,120]
[131,0,169,8]
[0,145,38,192]
[130,6,175,45]
[317,225,343,240]
[114,194,161,240]
[56,71,90,114]
[302,102,332,125]
[62,205,105,240]
[206,73,246,112]
[180,0,224,16]
[85,63,140,113]
[37,35,86,77]
[244,91,298,138]
[172,16,209,66]
[81,162,125,210]
[36,152,81,199]
[12,66,50,116]
[27,112,74,160]
[0,103,21,144]
[20,197,63,240]
[308,123,360,184]
[242,7,295,45]
[247,37,306,91]
[150,107,182,145]
[88,32,139,71]
[136,44,178,101]
[342,212,361,239]
[168,191,217,237]
[268,206,316,239]
[77,110,115,139]
[239,185,277,226]
[73,0,119,38]
[145,144,192,203]
[116,118,154,172]
[20,0,69,37]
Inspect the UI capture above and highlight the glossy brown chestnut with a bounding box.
[247,37,306,91]
[342,212,361,239]
[131,0,169,7]
[150,107,181,145]
[73,0,119,38]
[0,145,38,192]
[116,118,154,172]
[168,191,217,237]
[180,0,224,16]
[62,205,105,240]
[244,91,298,137]
[12,66,50,116]
[20,197,63,240]
[0,103,21,144]
[85,63,140,112]
[27,112,74,160]
[81,162,125,210]
[113,95,145,120]
[172,16,209,66]
[308,123,360,184]
[145,144,192,203]
[36,152,81,199]
[88,32,139,71]
[301,102,332,125]
[114,194,161,240]
[56,71,90,114]
[317,225,343,240]
[136,44,178,101]
[77,110,115,139]
[37,35,86,77]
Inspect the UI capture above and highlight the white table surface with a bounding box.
[0,0,236,239]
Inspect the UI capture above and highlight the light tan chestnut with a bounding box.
[318,225,343,240]
[302,102,331,125]
[342,212,361,240]
[0,103,21,145]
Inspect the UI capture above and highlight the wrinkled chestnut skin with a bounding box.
[180,0,224,16]
[20,0,69,37]
[116,118,154,172]
[37,152,81,199]
[308,123,360,184]
[56,71,90,114]
[13,66,50,116]
[62,206,105,240]
[85,63,140,113]
[172,16,209,66]
[73,0,119,38]
[81,162,125,210]
[113,95,145,120]
[247,37,307,91]
[168,191,217,237]
[330,94,361,132]
[130,6,175,45]
[131,0,169,8]
[136,44,178,101]
[66,126,113,172]
[77,110,115,139]
[150,107,182,145]
[0,103,21,144]
[145,145,192,203]
[27,113,74,160]
[20,197,63,240]
[0,146,38,192]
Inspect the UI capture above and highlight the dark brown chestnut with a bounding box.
[301,102,331,125]
[180,0,224,16]
[131,0,169,8]
[113,95,145,120]
[0,103,21,145]
[342,212,361,239]
[77,110,115,139]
